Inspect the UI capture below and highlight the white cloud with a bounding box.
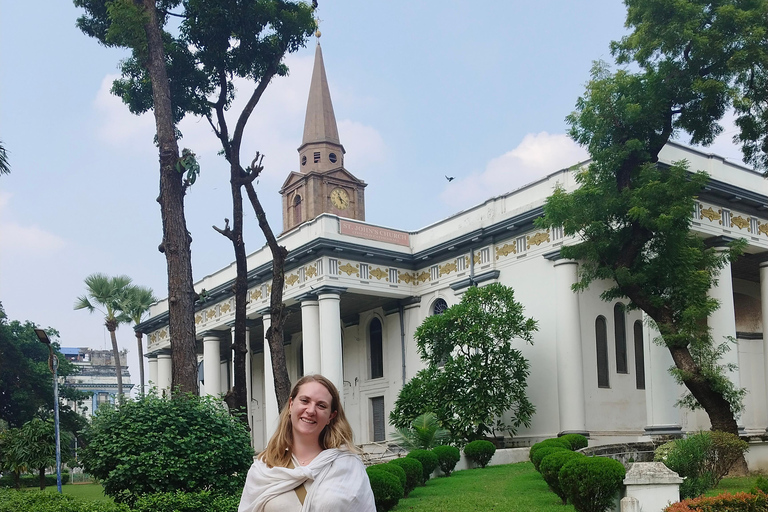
[441,132,588,209]
[0,192,66,255]
[93,74,156,147]
[338,120,386,173]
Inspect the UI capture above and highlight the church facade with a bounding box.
[139,42,768,451]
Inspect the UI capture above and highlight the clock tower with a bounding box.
[280,38,367,233]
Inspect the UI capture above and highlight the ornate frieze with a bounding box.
[439,262,457,276]
[495,243,516,259]
[195,313,203,325]
[339,262,359,277]
[220,302,231,314]
[760,223,768,237]
[399,271,417,284]
[306,264,318,279]
[206,308,217,321]
[370,267,388,280]
[700,206,721,223]
[250,288,263,301]
[527,231,550,248]
[731,215,749,230]
[416,271,430,284]
[285,273,300,286]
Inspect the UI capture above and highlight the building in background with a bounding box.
[61,347,132,417]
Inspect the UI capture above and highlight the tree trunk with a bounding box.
[141,0,198,395]
[38,467,45,490]
[135,331,145,396]
[107,327,124,402]
[229,171,249,414]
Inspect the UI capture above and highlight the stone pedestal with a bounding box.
[623,462,682,512]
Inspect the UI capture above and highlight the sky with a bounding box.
[0,0,749,396]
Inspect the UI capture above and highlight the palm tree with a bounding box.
[0,140,9,175]
[120,285,157,396]
[74,274,132,402]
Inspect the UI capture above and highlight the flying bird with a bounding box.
[445,175,455,182]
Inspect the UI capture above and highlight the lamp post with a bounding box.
[34,328,62,494]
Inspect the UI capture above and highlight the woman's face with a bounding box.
[289,381,337,442]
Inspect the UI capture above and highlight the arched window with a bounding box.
[432,298,448,315]
[369,318,383,379]
[634,320,645,390]
[614,303,628,374]
[293,194,302,225]
[596,316,609,388]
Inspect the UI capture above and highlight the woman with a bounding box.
[238,374,376,512]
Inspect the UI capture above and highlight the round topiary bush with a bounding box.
[366,467,404,512]
[532,445,569,472]
[368,463,407,490]
[389,457,422,496]
[432,445,461,476]
[464,440,497,468]
[530,438,572,462]
[559,456,626,512]
[559,433,589,451]
[539,450,585,504]
[407,449,440,483]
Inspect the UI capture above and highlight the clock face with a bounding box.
[330,188,350,210]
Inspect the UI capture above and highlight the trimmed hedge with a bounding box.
[131,491,239,512]
[559,456,626,512]
[664,490,768,512]
[0,488,129,512]
[368,463,407,490]
[530,438,571,462]
[432,445,461,476]
[559,433,589,451]
[464,440,496,468]
[366,466,404,512]
[407,449,439,484]
[539,450,585,504]
[388,457,422,496]
[532,445,569,472]
[0,471,70,488]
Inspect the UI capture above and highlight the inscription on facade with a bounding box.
[339,220,410,247]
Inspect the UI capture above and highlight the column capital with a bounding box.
[199,330,227,339]
[314,285,347,297]
[705,235,739,249]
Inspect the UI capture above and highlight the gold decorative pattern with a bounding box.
[759,223,768,236]
[399,272,417,284]
[250,289,262,301]
[220,303,231,314]
[195,314,203,325]
[731,215,749,230]
[206,308,217,321]
[416,271,430,284]
[267,284,272,295]
[305,264,317,279]
[495,243,517,259]
[465,256,470,267]
[285,273,299,286]
[339,263,359,276]
[527,231,550,248]
[439,262,457,276]
[149,333,157,343]
[159,328,168,339]
[370,267,388,280]
[473,253,481,265]
[700,206,720,222]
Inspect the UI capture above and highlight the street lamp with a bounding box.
[34,328,62,494]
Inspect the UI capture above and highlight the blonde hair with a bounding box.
[258,374,359,468]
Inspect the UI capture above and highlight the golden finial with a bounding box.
[315,17,322,39]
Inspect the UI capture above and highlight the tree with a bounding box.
[74,0,200,395]
[389,283,537,443]
[121,285,157,396]
[0,140,8,175]
[75,273,133,401]
[82,393,253,505]
[539,0,768,440]
[391,412,450,450]
[18,418,62,490]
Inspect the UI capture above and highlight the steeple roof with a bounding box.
[301,42,341,148]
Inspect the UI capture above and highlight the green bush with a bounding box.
[407,449,439,483]
[464,440,496,468]
[708,431,749,486]
[366,467,404,512]
[559,434,589,451]
[654,440,676,463]
[663,432,714,499]
[432,445,461,476]
[388,457,422,496]
[81,393,253,505]
[532,445,569,472]
[0,471,70,488]
[664,490,768,512]
[530,438,572,462]
[368,463,407,490]
[539,450,585,504]
[558,456,626,512]
[0,488,129,512]
[751,476,768,495]
[131,491,239,512]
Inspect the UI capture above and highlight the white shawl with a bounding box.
[237,448,376,512]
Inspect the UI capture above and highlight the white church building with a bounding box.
[138,41,768,452]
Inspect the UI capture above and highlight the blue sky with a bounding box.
[0,0,748,392]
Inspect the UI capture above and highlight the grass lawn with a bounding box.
[393,462,575,512]
[23,482,112,502]
[706,475,762,496]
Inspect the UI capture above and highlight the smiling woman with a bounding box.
[237,375,375,512]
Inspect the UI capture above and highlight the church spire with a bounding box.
[298,39,345,173]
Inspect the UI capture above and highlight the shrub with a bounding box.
[0,471,70,488]
[464,440,496,468]
[654,440,677,463]
[0,488,129,512]
[532,445,569,472]
[388,457,422,496]
[432,445,461,476]
[407,449,439,483]
[131,491,239,512]
[539,450,585,504]
[707,431,749,486]
[558,456,626,512]
[366,467,404,512]
[560,433,589,450]
[368,463,407,490]
[664,490,768,512]
[530,438,572,462]
[81,393,253,505]
[663,432,714,499]
[751,476,768,495]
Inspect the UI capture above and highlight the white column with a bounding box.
[262,313,279,442]
[148,355,158,390]
[760,261,768,432]
[301,299,321,375]
[553,259,586,434]
[157,352,172,396]
[318,291,343,393]
[203,334,222,397]
[709,250,740,389]
[643,314,682,435]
